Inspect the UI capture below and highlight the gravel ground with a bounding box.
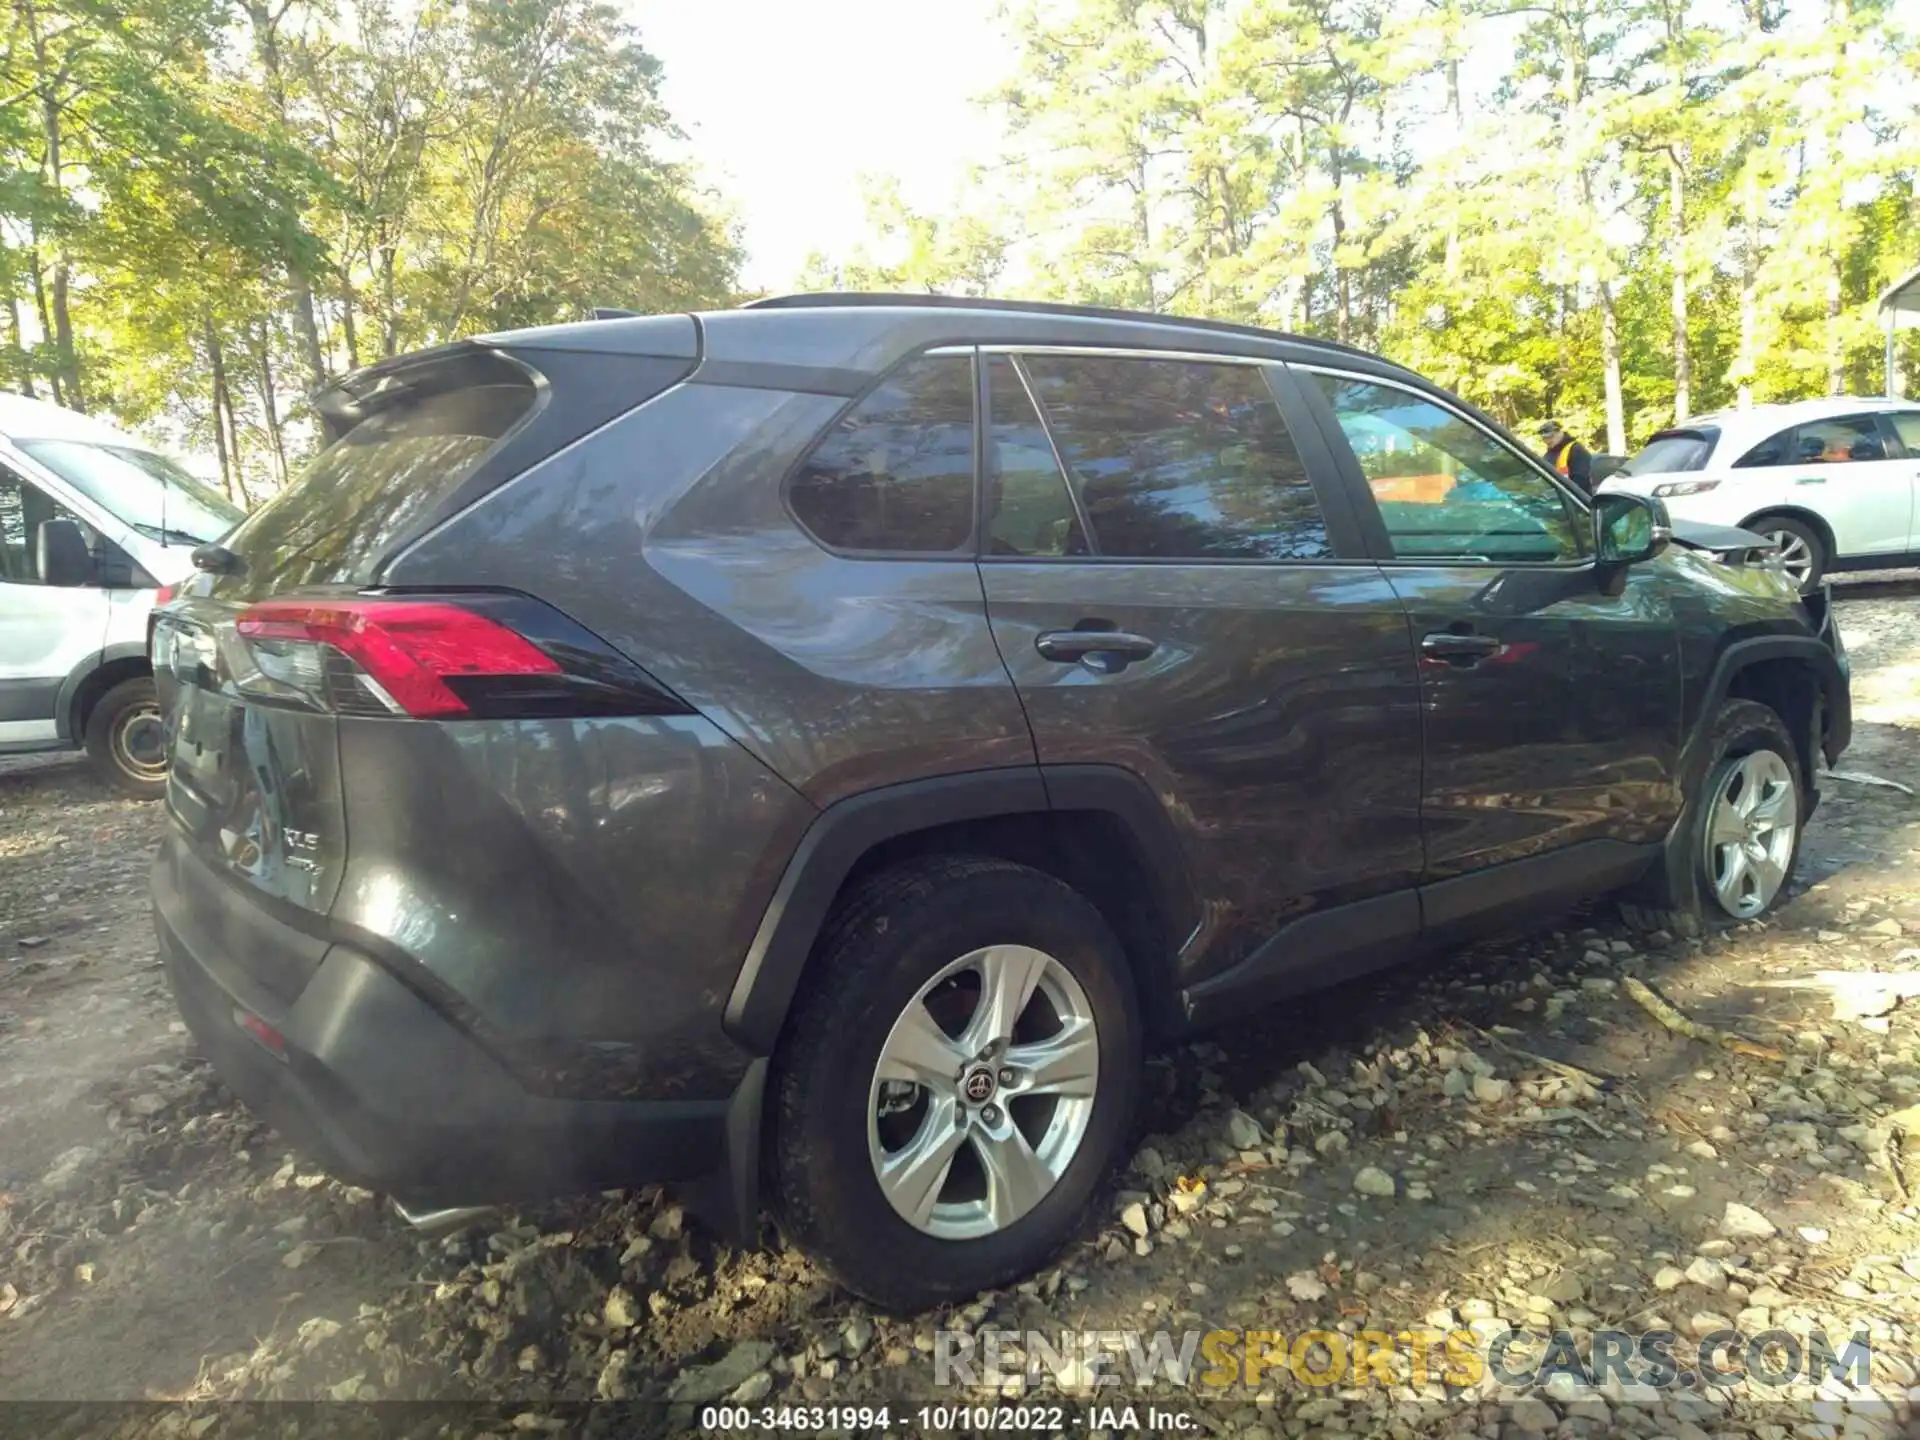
[5,580,1920,1437]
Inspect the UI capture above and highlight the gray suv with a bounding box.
[151,296,1850,1310]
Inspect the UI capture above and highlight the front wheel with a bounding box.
[84,676,168,799]
[1696,705,1803,920]
[769,856,1140,1311]
[1624,697,1805,934]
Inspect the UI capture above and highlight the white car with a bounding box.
[0,394,240,794]
[1599,396,1920,591]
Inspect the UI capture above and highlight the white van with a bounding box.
[0,393,241,795]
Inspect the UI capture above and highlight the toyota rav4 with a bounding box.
[151,296,1850,1310]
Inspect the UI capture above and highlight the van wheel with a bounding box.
[1620,698,1803,932]
[84,677,167,799]
[769,856,1140,1311]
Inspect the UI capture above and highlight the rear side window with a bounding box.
[1623,428,1718,476]
[1737,415,1886,467]
[221,363,537,589]
[1891,412,1920,456]
[788,355,976,554]
[1018,355,1331,561]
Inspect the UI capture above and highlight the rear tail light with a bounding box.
[154,582,178,606]
[231,594,688,720]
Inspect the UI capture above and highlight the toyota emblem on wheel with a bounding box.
[961,1068,997,1104]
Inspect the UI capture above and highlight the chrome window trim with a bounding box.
[977,344,1272,366]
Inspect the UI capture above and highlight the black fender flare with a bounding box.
[1626,632,1850,919]
[54,642,149,743]
[721,764,1198,1057]
[1688,634,1849,781]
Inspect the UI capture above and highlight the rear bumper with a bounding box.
[153,841,732,1209]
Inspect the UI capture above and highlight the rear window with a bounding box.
[1621,428,1718,477]
[219,362,537,590]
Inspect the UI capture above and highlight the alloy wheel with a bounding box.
[1765,529,1815,588]
[867,944,1099,1241]
[1702,750,1798,919]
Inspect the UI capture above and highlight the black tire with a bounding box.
[1620,698,1804,931]
[83,676,168,799]
[769,856,1141,1311]
[1749,514,1826,593]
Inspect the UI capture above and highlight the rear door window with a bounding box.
[983,356,1089,558]
[788,355,976,554]
[1015,354,1332,561]
[1737,415,1886,468]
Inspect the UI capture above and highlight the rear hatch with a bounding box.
[152,334,695,998]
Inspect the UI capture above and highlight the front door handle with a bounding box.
[1420,631,1503,666]
[1035,628,1158,672]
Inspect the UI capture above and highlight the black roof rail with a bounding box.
[591,307,641,320]
[742,291,1384,363]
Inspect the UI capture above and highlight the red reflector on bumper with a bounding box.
[234,1007,289,1060]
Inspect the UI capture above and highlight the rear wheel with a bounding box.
[769,856,1140,1310]
[1751,515,1826,592]
[84,676,167,799]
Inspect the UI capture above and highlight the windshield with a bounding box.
[1620,428,1718,477]
[18,438,245,546]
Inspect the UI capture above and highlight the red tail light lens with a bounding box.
[153,582,178,606]
[238,599,560,718]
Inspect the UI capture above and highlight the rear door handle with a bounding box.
[1420,632,1503,665]
[1035,628,1158,671]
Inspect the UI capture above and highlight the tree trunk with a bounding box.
[1131,149,1156,310]
[9,296,35,398]
[1825,246,1844,396]
[1668,152,1690,421]
[219,377,251,508]
[1737,167,1759,409]
[251,321,288,492]
[245,1,329,391]
[26,1,83,412]
[379,242,400,358]
[28,245,62,407]
[339,261,362,373]
[1330,157,1352,346]
[205,320,235,501]
[1599,280,1627,455]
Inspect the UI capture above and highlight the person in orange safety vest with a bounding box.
[1537,419,1593,495]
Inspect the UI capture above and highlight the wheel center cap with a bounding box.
[960,1067,998,1105]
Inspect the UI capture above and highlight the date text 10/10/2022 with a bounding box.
[698,1404,1198,1432]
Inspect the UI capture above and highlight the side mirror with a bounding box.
[1594,491,1670,567]
[36,517,95,586]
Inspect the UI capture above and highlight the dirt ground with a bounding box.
[6,580,1920,1437]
